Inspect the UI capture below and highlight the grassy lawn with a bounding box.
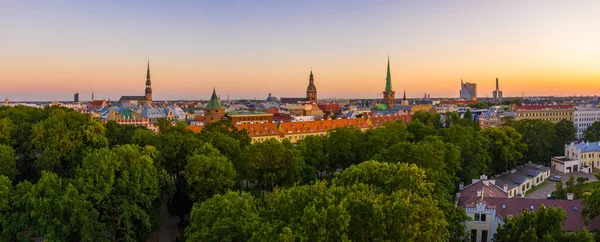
[582,181,600,191]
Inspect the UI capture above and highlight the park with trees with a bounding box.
[0,105,598,241]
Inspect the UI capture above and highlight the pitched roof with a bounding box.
[317,104,341,112]
[280,97,309,104]
[368,114,412,128]
[90,100,106,107]
[236,123,279,137]
[458,179,508,204]
[573,141,600,153]
[119,96,146,101]
[458,197,600,232]
[205,88,224,110]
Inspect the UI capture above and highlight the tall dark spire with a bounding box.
[146,60,151,84]
[145,59,153,103]
[385,55,392,92]
[403,89,406,100]
[309,70,314,84]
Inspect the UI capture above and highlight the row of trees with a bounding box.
[0,105,593,241]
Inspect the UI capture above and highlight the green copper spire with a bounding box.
[205,88,224,110]
[385,56,392,92]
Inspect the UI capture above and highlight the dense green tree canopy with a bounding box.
[584,121,600,142]
[483,126,527,175]
[0,145,18,181]
[554,119,576,155]
[75,145,162,241]
[514,119,556,164]
[494,206,593,242]
[186,144,237,202]
[30,108,108,177]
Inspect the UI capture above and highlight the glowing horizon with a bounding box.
[2,1,600,101]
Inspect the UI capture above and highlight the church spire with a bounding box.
[385,55,392,92]
[403,89,406,100]
[146,59,151,84]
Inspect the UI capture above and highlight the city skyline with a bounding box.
[2,1,600,101]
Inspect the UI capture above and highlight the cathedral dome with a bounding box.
[307,83,317,91]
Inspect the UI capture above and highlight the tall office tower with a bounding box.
[460,79,477,101]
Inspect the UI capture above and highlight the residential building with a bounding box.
[574,107,600,139]
[382,56,396,109]
[457,177,600,242]
[119,60,153,104]
[226,110,273,124]
[187,113,412,143]
[317,103,342,115]
[74,93,79,103]
[514,105,574,123]
[460,80,477,101]
[553,141,600,173]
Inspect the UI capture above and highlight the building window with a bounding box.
[573,206,578,211]
[482,230,488,242]
[474,213,480,221]
[471,229,477,242]
[480,214,486,222]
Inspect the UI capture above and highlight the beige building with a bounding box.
[514,105,574,123]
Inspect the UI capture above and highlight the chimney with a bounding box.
[476,189,482,198]
[567,193,574,200]
[503,184,508,192]
[480,174,488,180]
[459,182,464,190]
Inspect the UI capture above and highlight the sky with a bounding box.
[2,0,600,101]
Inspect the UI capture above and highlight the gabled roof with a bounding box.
[119,96,146,101]
[280,97,309,104]
[458,197,600,232]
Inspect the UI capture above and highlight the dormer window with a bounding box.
[530,205,534,210]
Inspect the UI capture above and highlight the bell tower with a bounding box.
[382,56,395,109]
[306,70,317,103]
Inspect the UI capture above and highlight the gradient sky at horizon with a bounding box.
[2,0,600,101]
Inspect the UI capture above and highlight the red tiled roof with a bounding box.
[266,107,279,114]
[317,104,341,112]
[458,180,508,203]
[516,105,573,110]
[236,123,279,137]
[90,100,105,106]
[459,197,600,232]
[368,114,412,128]
[192,116,205,121]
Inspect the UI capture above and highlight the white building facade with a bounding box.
[574,107,600,139]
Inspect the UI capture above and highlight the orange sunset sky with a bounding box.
[1,1,600,101]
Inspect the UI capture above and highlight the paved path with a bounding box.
[525,170,598,199]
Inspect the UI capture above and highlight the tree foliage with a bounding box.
[494,206,594,242]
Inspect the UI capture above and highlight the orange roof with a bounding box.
[235,123,279,137]
[187,114,412,139]
[192,116,205,121]
[279,118,369,136]
[187,126,204,133]
[368,114,412,128]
